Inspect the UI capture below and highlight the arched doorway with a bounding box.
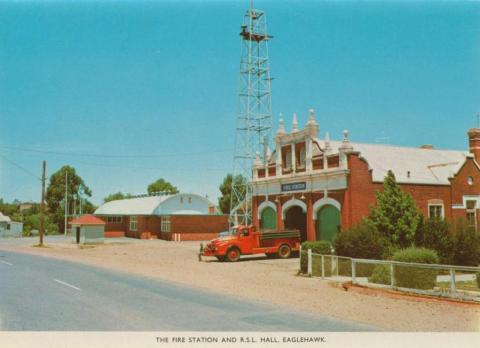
[316,205,341,242]
[260,207,276,230]
[285,206,307,242]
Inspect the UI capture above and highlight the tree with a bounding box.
[414,216,455,264]
[452,218,480,266]
[103,192,132,203]
[147,178,179,195]
[46,166,93,232]
[0,198,19,217]
[218,174,247,214]
[365,170,421,249]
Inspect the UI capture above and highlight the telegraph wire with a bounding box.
[0,153,42,181]
[0,145,232,159]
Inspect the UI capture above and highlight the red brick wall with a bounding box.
[98,214,228,240]
[170,215,228,234]
[394,183,452,220]
[450,158,480,205]
[450,158,480,226]
[344,153,377,228]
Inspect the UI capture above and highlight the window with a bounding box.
[466,200,477,230]
[297,147,306,169]
[107,216,123,223]
[428,204,443,219]
[161,216,171,232]
[284,148,292,170]
[129,216,138,231]
[468,176,474,186]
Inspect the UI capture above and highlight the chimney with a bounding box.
[468,128,480,161]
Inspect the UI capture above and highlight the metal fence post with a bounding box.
[336,256,339,278]
[299,245,302,272]
[331,255,335,276]
[351,259,356,284]
[321,255,325,279]
[450,268,456,298]
[307,249,312,276]
[390,262,395,288]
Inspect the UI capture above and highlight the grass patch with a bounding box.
[78,245,96,249]
[437,280,480,292]
[32,244,51,248]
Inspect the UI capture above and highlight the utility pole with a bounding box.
[64,171,68,236]
[39,160,46,246]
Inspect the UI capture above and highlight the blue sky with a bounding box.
[1,0,480,205]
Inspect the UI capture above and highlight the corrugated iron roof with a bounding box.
[0,212,11,223]
[70,214,106,225]
[94,193,217,216]
[326,140,470,185]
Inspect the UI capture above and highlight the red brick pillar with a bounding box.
[307,194,315,241]
[276,198,284,230]
[252,197,259,228]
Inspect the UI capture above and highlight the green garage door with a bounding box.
[261,207,276,230]
[316,205,340,243]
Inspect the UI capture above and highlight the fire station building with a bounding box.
[252,109,480,243]
[94,193,228,241]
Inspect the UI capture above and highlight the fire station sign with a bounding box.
[281,182,306,192]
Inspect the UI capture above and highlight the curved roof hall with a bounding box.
[94,193,217,216]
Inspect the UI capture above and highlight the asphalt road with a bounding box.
[0,250,375,331]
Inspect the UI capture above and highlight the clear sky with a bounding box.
[1,0,480,206]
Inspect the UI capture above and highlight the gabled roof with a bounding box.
[70,214,106,225]
[0,212,11,223]
[323,140,469,185]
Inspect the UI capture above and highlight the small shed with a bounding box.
[0,212,23,238]
[70,214,105,244]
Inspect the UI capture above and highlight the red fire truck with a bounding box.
[199,225,301,262]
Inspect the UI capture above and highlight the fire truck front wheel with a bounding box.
[278,244,291,259]
[226,247,241,262]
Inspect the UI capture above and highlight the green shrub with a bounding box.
[302,241,332,254]
[369,264,391,285]
[334,222,389,259]
[477,272,480,289]
[392,247,439,290]
[452,219,480,266]
[414,217,455,264]
[300,241,332,274]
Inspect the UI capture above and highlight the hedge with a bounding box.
[452,220,480,266]
[334,222,389,259]
[369,264,391,285]
[300,241,332,274]
[392,247,439,290]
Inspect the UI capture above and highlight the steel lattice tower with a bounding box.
[230,2,273,226]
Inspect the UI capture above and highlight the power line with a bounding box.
[0,153,41,181]
[57,159,228,173]
[0,145,232,159]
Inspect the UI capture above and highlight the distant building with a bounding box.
[0,212,23,237]
[252,109,480,243]
[18,202,36,212]
[94,193,228,241]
